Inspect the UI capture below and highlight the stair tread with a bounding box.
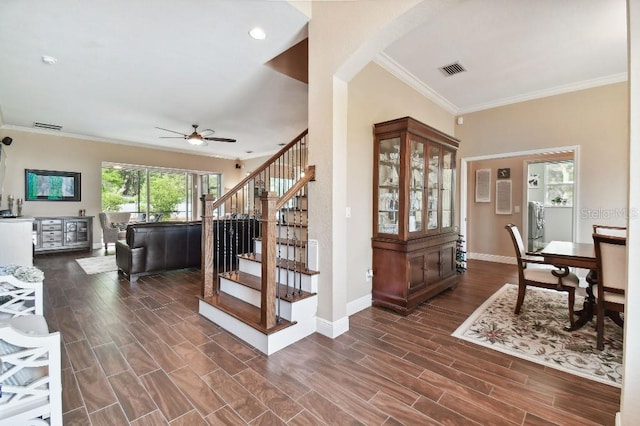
[238,253,320,275]
[199,292,295,335]
[220,271,317,302]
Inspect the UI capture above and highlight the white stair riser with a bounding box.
[296,197,307,210]
[199,300,316,355]
[255,240,307,263]
[219,278,317,322]
[238,258,318,293]
[280,210,308,226]
[276,225,307,241]
[255,239,318,271]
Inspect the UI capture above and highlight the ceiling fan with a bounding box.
[155,124,237,146]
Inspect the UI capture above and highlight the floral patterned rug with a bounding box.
[452,283,623,387]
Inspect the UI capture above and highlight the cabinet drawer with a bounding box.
[42,231,62,242]
[42,224,62,231]
[42,242,63,249]
[41,219,62,226]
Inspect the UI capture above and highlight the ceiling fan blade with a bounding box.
[155,126,188,136]
[159,136,188,139]
[204,137,237,143]
[200,128,216,135]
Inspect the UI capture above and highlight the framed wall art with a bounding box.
[25,169,81,201]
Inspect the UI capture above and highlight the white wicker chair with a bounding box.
[0,316,61,425]
[0,271,61,425]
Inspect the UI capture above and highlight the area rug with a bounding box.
[452,283,623,387]
[76,256,118,275]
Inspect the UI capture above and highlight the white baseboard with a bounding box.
[468,252,516,264]
[316,315,349,338]
[347,294,372,316]
[615,412,621,426]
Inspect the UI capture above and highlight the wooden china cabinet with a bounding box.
[372,116,459,314]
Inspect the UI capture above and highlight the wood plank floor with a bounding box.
[34,251,621,425]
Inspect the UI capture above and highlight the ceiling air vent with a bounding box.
[439,62,466,77]
[33,122,63,131]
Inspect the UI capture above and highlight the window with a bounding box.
[201,174,221,199]
[101,163,221,221]
[544,161,574,206]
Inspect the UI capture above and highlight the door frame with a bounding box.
[459,145,580,260]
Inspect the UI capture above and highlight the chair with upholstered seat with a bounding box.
[98,212,131,250]
[593,224,627,237]
[592,232,626,350]
[505,224,581,327]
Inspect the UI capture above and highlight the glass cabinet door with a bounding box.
[426,144,440,231]
[441,148,454,230]
[377,137,401,235]
[409,138,424,233]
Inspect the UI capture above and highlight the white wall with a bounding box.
[621,0,640,422]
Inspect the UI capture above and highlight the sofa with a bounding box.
[115,219,258,282]
[116,221,202,282]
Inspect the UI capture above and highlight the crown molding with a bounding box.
[459,72,629,114]
[374,53,627,115]
[374,52,459,114]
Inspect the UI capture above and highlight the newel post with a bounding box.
[260,191,278,328]
[201,194,215,298]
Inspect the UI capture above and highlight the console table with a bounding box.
[33,216,93,254]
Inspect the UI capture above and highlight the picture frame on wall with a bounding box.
[497,168,510,179]
[528,173,540,188]
[475,169,491,202]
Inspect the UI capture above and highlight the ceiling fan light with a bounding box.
[187,135,204,145]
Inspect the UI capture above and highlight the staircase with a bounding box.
[198,130,319,355]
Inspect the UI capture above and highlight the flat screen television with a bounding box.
[25,169,81,201]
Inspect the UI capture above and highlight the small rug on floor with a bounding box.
[76,256,118,275]
[452,283,623,387]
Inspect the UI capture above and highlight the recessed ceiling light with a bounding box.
[41,55,57,65]
[249,27,266,40]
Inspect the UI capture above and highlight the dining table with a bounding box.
[539,240,597,331]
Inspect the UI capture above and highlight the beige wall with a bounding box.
[346,62,455,305]
[467,152,572,258]
[456,83,629,256]
[0,129,241,247]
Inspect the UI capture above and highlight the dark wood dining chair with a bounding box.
[505,224,580,326]
[592,232,626,350]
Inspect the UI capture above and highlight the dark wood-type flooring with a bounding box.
[35,250,620,425]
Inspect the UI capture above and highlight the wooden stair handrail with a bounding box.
[276,165,315,211]
[209,129,308,211]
